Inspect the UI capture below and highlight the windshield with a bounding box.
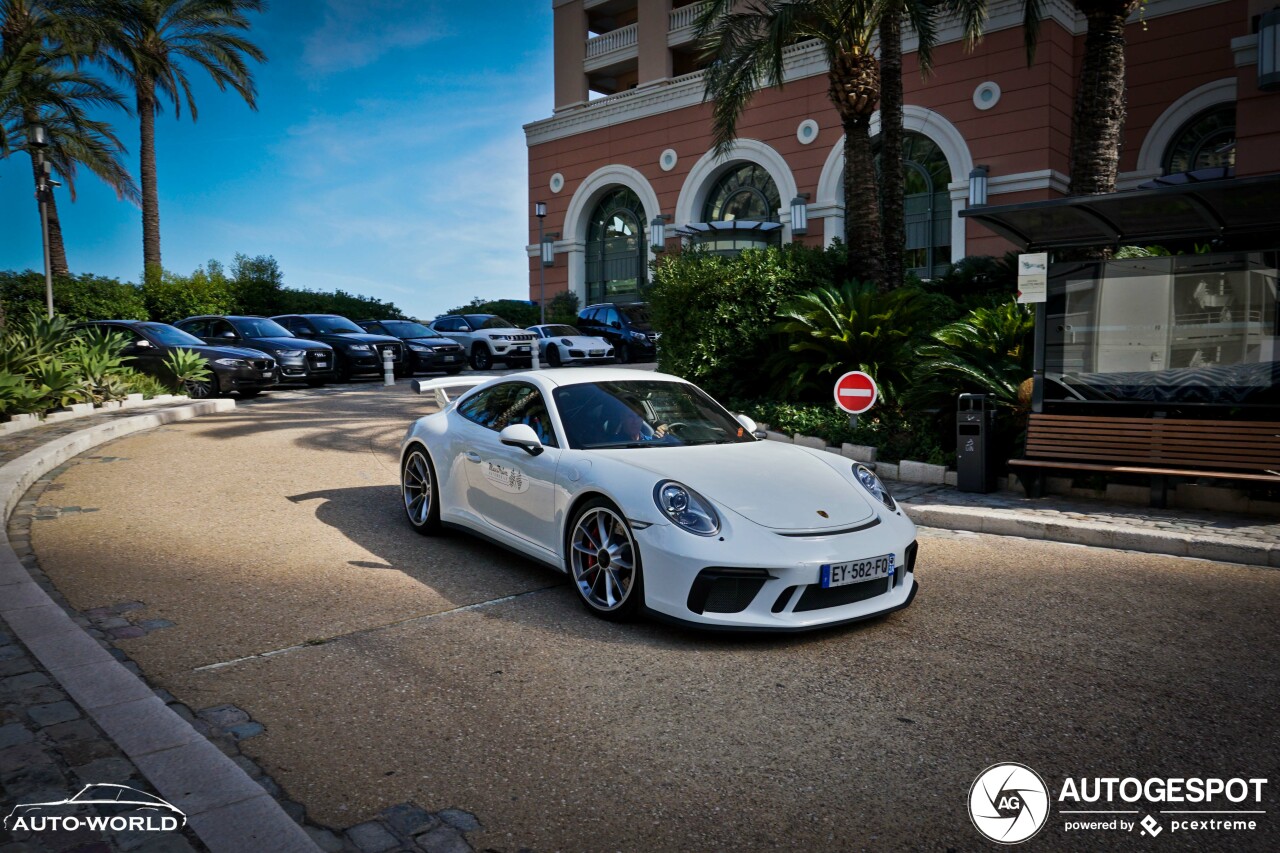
[543,325,581,337]
[619,304,652,327]
[141,323,206,347]
[466,314,514,330]
[311,316,364,334]
[381,320,438,338]
[552,380,756,449]
[232,318,293,338]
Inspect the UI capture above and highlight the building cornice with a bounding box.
[526,0,1231,148]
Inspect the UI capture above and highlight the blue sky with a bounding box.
[0,1,552,320]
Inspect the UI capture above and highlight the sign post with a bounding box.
[834,370,878,429]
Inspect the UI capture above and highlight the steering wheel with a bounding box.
[664,422,690,437]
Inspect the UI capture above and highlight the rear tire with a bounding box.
[401,446,441,535]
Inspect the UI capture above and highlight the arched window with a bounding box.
[586,188,646,304]
[691,163,783,253]
[876,132,952,279]
[1163,104,1236,175]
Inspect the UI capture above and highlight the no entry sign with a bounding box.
[834,371,878,415]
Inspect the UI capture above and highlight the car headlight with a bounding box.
[853,464,896,511]
[278,349,304,358]
[491,334,510,341]
[346,343,372,352]
[408,344,430,352]
[214,358,248,367]
[561,338,573,346]
[653,480,719,536]
[629,330,647,341]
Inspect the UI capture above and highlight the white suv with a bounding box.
[429,314,535,370]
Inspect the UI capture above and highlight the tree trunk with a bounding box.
[842,119,884,286]
[137,80,162,274]
[878,11,905,291]
[1069,5,1135,196]
[827,49,884,286]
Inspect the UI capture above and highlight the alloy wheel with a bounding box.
[401,449,436,531]
[570,505,637,612]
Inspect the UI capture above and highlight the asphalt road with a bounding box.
[26,381,1280,852]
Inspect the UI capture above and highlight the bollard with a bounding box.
[383,349,395,386]
[531,344,541,371]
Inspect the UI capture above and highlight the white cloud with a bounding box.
[302,1,448,75]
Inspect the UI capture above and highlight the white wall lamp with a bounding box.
[650,214,671,252]
[1260,9,1280,91]
[968,165,990,207]
[790,193,811,237]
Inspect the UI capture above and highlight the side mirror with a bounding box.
[220,330,237,339]
[133,339,154,349]
[499,423,544,456]
[295,328,314,337]
[610,321,621,329]
[735,413,758,433]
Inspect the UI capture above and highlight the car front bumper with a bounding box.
[407,349,466,372]
[216,365,278,392]
[632,511,918,631]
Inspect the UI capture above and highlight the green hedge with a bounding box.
[0,271,147,322]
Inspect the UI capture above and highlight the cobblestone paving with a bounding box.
[895,482,1280,548]
[2,385,490,853]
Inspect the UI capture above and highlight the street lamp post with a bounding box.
[534,202,549,324]
[28,123,59,318]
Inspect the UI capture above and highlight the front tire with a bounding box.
[401,446,441,535]
[470,344,492,371]
[547,345,562,367]
[615,342,630,364]
[567,498,643,621]
[185,373,219,399]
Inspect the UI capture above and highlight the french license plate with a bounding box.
[515,345,530,353]
[820,554,893,588]
[314,361,327,367]
[443,356,456,362]
[262,371,274,379]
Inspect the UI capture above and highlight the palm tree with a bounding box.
[696,0,887,284]
[2,0,135,274]
[98,0,265,274]
[876,0,983,288]
[1018,0,1139,197]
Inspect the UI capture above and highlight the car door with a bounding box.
[207,318,241,345]
[112,325,169,379]
[455,382,561,553]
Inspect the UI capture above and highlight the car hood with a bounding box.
[322,332,401,345]
[246,336,331,351]
[595,441,878,531]
[550,336,610,348]
[406,337,459,347]
[195,344,274,360]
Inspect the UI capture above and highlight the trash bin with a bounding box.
[956,393,997,493]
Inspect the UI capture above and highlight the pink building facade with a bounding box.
[524,0,1280,306]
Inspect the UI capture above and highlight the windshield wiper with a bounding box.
[581,441,665,449]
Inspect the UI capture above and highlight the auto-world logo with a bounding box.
[3,784,186,834]
[969,763,1051,844]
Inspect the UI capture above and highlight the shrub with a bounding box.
[142,262,236,323]
[0,371,45,416]
[118,370,170,399]
[273,286,403,320]
[769,281,935,403]
[649,244,844,399]
[0,271,147,324]
[545,290,581,326]
[438,297,540,328]
[230,253,285,316]
[738,400,949,465]
[162,348,212,394]
[63,327,132,403]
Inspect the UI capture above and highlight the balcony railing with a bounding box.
[586,22,638,59]
[669,2,709,31]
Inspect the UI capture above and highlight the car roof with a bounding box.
[483,368,688,391]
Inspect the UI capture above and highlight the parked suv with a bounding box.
[270,314,403,381]
[577,302,659,363]
[75,320,277,399]
[356,319,465,376]
[429,314,535,370]
[175,315,336,386]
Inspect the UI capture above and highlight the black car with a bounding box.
[270,314,404,381]
[76,320,277,398]
[356,319,466,376]
[175,315,337,386]
[577,302,659,363]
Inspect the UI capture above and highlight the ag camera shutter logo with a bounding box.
[969,763,1050,844]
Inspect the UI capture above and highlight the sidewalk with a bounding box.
[891,480,1280,569]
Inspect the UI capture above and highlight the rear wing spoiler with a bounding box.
[410,376,489,408]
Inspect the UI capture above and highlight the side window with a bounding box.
[295,318,316,334]
[435,318,457,333]
[604,307,620,327]
[275,317,295,332]
[458,385,512,430]
[580,308,598,325]
[500,386,558,447]
[180,319,209,338]
[210,319,236,339]
[363,322,383,335]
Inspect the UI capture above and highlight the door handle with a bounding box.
[465,451,482,463]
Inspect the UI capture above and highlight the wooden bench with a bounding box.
[1010,414,1280,506]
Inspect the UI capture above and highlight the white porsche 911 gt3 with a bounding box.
[399,369,918,631]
